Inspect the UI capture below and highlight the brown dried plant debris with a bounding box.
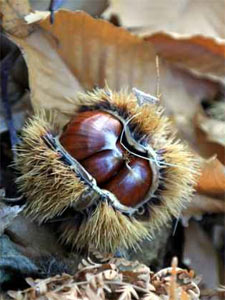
[144,33,225,85]
[183,156,225,217]
[0,197,23,235]
[196,157,225,196]
[0,0,32,37]
[8,257,200,300]
[183,194,225,217]
[200,285,225,300]
[104,0,225,39]
[182,221,220,290]
[194,103,225,164]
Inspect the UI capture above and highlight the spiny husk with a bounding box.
[14,114,87,222]
[60,202,150,253]
[14,88,199,253]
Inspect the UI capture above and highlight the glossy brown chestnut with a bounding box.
[81,142,125,184]
[60,111,122,160]
[60,110,153,208]
[103,158,152,207]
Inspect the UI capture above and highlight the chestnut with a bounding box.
[60,110,153,208]
[15,88,198,253]
[60,111,122,160]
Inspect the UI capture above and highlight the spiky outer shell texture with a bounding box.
[15,88,199,254]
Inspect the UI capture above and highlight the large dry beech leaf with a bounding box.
[1,2,224,201]
[5,10,220,125]
[7,10,162,126]
[144,33,225,85]
[104,0,225,39]
[104,0,225,84]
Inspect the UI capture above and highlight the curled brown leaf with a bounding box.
[196,157,225,196]
[144,33,225,84]
[194,108,225,164]
[184,194,225,216]
[104,0,225,39]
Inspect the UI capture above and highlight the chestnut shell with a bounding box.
[60,110,153,208]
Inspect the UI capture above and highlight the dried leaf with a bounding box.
[144,33,225,84]
[181,290,190,300]
[152,260,200,299]
[4,9,220,134]
[184,194,225,216]
[0,0,32,37]
[38,10,158,92]
[142,292,161,300]
[183,221,220,289]
[0,10,159,123]
[104,0,225,39]
[0,235,39,286]
[0,202,23,235]
[5,215,66,259]
[194,108,225,164]
[116,285,139,300]
[105,1,225,84]
[11,28,84,126]
[24,11,50,24]
[6,257,201,300]
[196,157,225,195]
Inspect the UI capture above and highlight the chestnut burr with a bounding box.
[15,88,199,253]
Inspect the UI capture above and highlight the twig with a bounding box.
[0,48,20,157]
[49,0,65,24]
